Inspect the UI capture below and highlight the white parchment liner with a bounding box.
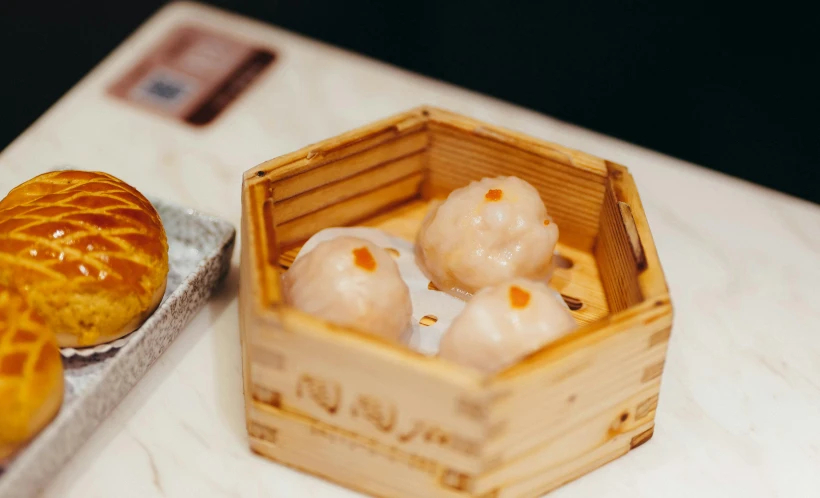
[295,227,468,355]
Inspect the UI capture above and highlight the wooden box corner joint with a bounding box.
[239,107,673,498]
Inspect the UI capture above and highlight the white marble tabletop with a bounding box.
[1,3,819,497]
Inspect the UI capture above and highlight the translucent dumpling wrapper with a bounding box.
[415,176,559,298]
[439,278,578,373]
[283,236,413,342]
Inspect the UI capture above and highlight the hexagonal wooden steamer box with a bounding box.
[239,107,672,498]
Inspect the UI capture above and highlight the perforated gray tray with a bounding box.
[0,198,236,498]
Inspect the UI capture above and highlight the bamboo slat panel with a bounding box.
[241,107,672,498]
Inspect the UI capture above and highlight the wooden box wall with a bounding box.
[239,107,672,498]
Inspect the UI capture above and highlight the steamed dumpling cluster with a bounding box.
[438,278,578,373]
[282,176,577,375]
[417,176,577,373]
[415,176,559,298]
[283,236,412,342]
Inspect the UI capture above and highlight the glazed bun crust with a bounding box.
[0,171,169,347]
[0,283,64,460]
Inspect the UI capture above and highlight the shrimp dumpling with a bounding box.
[283,236,412,342]
[416,176,559,298]
[439,278,577,373]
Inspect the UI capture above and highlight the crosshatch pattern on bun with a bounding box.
[0,283,64,460]
[0,171,169,347]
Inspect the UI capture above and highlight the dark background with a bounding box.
[1,1,818,203]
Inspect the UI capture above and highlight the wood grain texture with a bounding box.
[239,185,255,427]
[424,108,608,250]
[274,151,425,224]
[249,402,468,498]
[244,109,428,187]
[275,173,424,247]
[476,302,671,475]
[495,429,635,498]
[473,387,658,494]
[424,108,608,177]
[595,182,644,312]
[605,162,669,301]
[243,179,282,308]
[240,107,672,497]
[269,130,427,203]
[248,306,487,474]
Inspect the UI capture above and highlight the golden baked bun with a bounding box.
[0,171,169,347]
[0,283,64,460]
